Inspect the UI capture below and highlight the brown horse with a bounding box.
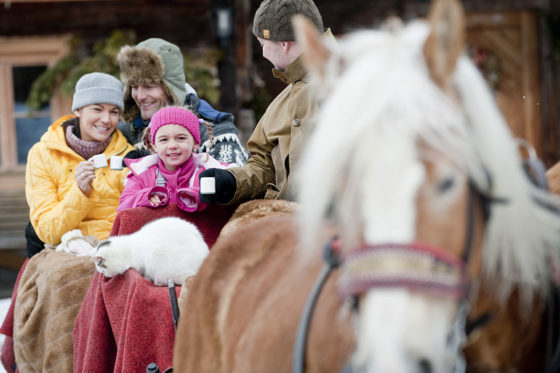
[460,156,560,373]
[173,0,560,371]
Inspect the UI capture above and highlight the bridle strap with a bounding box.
[338,242,467,299]
[517,137,549,190]
[293,238,341,373]
[292,183,488,373]
[462,183,477,263]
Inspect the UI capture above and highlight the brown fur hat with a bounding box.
[117,38,187,123]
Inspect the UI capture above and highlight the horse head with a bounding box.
[294,0,560,371]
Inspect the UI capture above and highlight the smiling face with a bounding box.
[153,124,197,171]
[75,103,120,142]
[131,83,169,120]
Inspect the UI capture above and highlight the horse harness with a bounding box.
[293,182,489,373]
[293,155,560,373]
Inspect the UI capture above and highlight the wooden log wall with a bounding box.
[0,0,215,50]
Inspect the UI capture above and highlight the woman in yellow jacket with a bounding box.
[26,72,135,245]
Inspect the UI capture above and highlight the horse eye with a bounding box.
[437,177,455,193]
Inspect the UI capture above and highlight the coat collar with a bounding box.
[273,56,307,85]
[272,28,334,85]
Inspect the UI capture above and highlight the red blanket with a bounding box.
[73,203,236,372]
[0,260,27,373]
[109,203,236,247]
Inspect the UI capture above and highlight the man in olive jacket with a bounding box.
[200,0,333,204]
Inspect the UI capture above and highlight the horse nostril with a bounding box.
[418,358,432,373]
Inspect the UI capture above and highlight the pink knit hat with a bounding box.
[150,106,201,145]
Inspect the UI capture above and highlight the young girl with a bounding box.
[118,106,231,212]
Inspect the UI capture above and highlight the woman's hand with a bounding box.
[75,160,96,196]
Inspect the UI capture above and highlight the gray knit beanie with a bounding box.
[72,72,124,112]
[252,0,323,41]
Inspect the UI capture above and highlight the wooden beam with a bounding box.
[0,35,71,64]
[6,0,110,2]
[0,65,16,170]
[520,11,541,154]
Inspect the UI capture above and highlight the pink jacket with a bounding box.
[118,153,231,212]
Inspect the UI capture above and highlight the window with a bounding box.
[0,36,71,172]
[13,66,52,164]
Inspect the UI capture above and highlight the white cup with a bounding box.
[200,177,216,194]
[91,154,108,169]
[110,155,124,170]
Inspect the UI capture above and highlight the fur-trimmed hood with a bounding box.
[117,38,187,123]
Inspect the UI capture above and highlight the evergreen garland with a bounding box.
[26,30,221,111]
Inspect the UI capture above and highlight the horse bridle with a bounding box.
[293,155,560,373]
[293,181,489,373]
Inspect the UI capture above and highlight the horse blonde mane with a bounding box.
[454,56,560,301]
[296,20,560,302]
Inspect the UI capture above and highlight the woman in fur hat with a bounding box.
[116,38,249,167]
[25,72,135,248]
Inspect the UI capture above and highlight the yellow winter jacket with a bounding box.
[25,114,135,245]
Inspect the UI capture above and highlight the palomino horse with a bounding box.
[173,0,560,371]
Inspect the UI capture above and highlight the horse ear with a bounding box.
[423,0,466,89]
[292,14,331,79]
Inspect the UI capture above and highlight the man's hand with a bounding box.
[199,169,236,204]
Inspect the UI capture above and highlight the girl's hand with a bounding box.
[149,195,161,206]
[75,160,96,196]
